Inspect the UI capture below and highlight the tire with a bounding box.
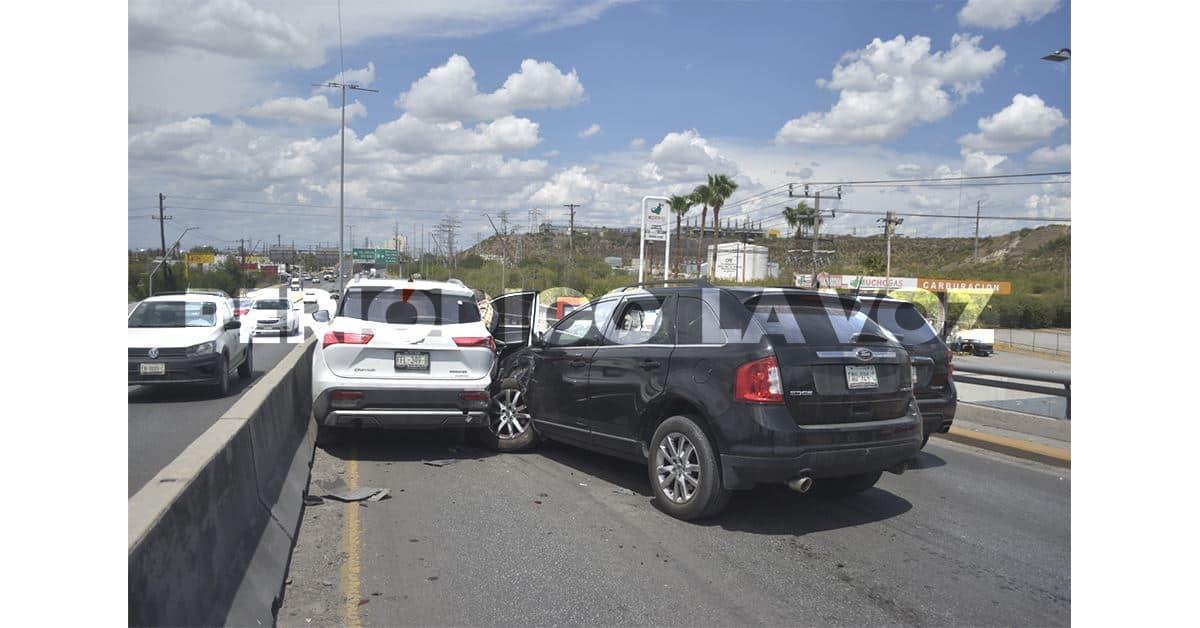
[238,343,253,379]
[920,433,931,449]
[811,470,882,498]
[481,378,540,452]
[212,353,230,397]
[648,415,730,521]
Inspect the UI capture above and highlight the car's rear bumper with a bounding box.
[715,405,922,490]
[313,384,492,429]
[128,353,221,385]
[917,393,957,434]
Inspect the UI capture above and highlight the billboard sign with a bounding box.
[185,253,215,266]
[643,201,668,242]
[917,278,1012,294]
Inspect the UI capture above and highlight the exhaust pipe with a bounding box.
[786,476,813,493]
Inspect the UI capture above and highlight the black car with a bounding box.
[483,281,922,520]
[858,296,957,448]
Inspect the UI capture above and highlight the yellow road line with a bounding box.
[945,425,1071,463]
[340,453,363,627]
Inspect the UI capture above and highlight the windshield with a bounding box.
[255,299,290,310]
[337,288,481,325]
[861,301,940,345]
[128,301,218,328]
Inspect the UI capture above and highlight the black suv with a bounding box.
[483,281,922,520]
[859,296,957,448]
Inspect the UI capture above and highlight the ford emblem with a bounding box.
[855,348,873,361]
[148,347,159,359]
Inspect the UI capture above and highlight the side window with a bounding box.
[675,297,726,345]
[544,298,618,348]
[610,296,672,345]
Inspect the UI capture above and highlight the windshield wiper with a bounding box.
[851,332,893,344]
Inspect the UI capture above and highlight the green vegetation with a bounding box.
[128,254,270,301]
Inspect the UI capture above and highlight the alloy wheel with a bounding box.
[655,432,701,504]
[489,388,531,440]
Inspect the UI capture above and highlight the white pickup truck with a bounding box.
[950,328,994,356]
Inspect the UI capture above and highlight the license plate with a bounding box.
[845,365,878,390]
[140,363,166,376]
[394,351,430,371]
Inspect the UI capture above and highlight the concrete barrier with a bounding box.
[129,336,317,626]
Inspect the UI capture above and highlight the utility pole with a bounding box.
[153,193,174,280]
[878,211,904,291]
[563,203,579,279]
[789,184,841,288]
[974,200,982,259]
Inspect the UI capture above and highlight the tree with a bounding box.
[691,183,716,276]
[707,173,739,244]
[782,201,815,239]
[668,194,693,274]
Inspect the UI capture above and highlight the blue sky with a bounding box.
[129,0,1071,250]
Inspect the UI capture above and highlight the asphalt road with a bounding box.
[279,432,1070,627]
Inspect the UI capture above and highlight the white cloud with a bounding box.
[371,114,541,154]
[529,166,603,206]
[889,163,925,178]
[129,0,320,66]
[398,55,585,122]
[630,137,646,150]
[579,123,602,138]
[248,95,367,125]
[776,34,1005,145]
[544,149,561,158]
[785,167,813,179]
[961,149,1008,176]
[129,117,214,156]
[958,93,1067,153]
[649,129,738,178]
[959,0,1061,29]
[1029,143,1071,165]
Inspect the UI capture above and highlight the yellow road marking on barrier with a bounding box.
[946,426,1070,462]
[340,452,363,627]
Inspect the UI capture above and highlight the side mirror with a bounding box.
[313,310,330,323]
[224,320,241,330]
[330,294,340,301]
[532,331,544,347]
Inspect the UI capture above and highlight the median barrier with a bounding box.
[129,336,317,626]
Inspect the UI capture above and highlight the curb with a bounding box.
[935,425,1070,468]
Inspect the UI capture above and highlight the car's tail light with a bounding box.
[323,331,374,348]
[330,390,362,408]
[946,348,954,378]
[234,309,249,316]
[458,391,489,401]
[453,336,495,351]
[735,356,783,404]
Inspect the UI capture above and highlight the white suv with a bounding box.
[128,293,252,397]
[311,279,495,439]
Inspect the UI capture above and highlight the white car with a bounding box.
[310,279,495,440]
[290,277,301,291]
[128,293,252,396]
[249,297,301,336]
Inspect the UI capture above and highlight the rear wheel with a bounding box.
[812,470,882,497]
[481,378,539,452]
[648,416,730,520]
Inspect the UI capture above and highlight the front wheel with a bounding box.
[480,378,539,452]
[648,416,730,521]
[212,354,231,397]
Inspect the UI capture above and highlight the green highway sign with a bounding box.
[352,248,375,263]
[352,248,398,264]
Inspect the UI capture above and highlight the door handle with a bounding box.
[569,354,588,368]
[639,360,661,370]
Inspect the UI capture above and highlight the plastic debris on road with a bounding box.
[423,459,459,467]
[315,479,391,502]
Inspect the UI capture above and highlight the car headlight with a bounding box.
[187,341,216,356]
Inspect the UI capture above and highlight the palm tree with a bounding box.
[668,194,693,275]
[708,173,739,243]
[782,201,816,239]
[691,183,716,277]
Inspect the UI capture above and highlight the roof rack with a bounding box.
[152,289,231,298]
[612,278,714,293]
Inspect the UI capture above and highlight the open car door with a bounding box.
[488,291,538,358]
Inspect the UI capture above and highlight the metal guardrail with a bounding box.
[954,364,1071,419]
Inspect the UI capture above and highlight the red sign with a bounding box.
[260,265,278,277]
[241,262,259,271]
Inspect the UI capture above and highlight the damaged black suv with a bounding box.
[484,281,922,520]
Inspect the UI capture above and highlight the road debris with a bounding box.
[303,494,325,506]
[315,478,391,502]
[423,459,459,467]
[611,487,636,496]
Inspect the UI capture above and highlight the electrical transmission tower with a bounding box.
[878,211,904,288]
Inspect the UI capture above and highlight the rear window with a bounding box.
[861,301,940,345]
[744,293,893,345]
[255,299,290,310]
[337,288,481,325]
